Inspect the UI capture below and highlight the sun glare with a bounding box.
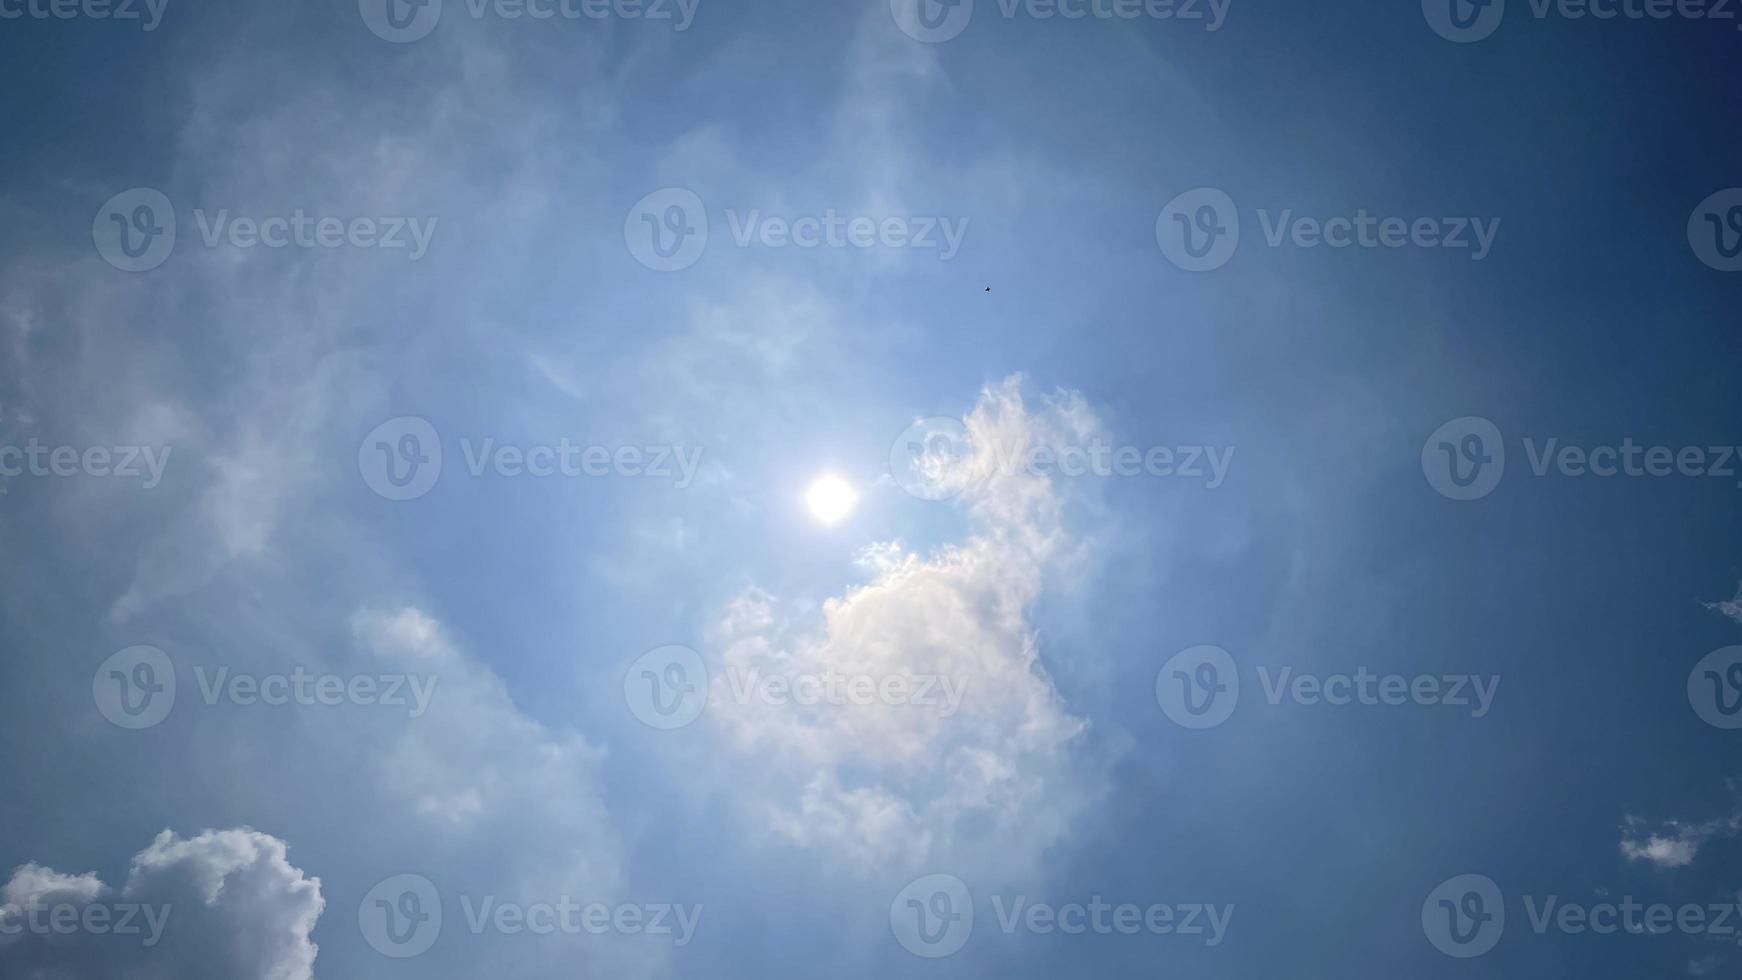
[804,475,858,526]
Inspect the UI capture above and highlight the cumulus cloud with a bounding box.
[0,828,323,980]
[703,376,1098,877]
[1620,808,1742,869]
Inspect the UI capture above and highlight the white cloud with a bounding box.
[1620,809,1742,869]
[1706,583,1742,626]
[703,376,1098,878]
[344,606,668,977]
[0,829,323,980]
[349,607,625,900]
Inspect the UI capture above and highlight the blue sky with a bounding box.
[1,0,1740,977]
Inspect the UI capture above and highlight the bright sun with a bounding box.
[804,475,858,525]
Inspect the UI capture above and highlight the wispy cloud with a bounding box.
[1620,806,1742,869]
[1689,953,1725,976]
[1705,583,1742,626]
